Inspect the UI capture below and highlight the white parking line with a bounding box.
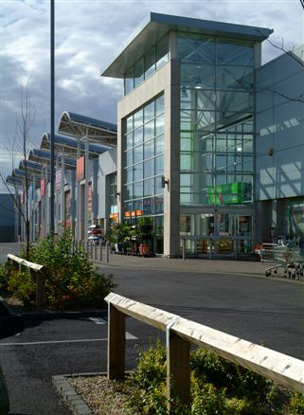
[88,317,138,339]
[89,317,107,325]
[0,332,138,347]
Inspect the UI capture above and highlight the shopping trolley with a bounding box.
[264,244,304,279]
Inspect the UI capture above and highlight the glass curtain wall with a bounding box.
[178,33,255,255]
[122,94,165,253]
[124,36,169,95]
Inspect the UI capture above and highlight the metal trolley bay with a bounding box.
[261,243,304,279]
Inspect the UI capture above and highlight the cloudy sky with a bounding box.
[1,0,303,189]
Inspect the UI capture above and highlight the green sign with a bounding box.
[208,182,251,205]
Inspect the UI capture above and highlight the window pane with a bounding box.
[155,134,164,154]
[156,35,169,68]
[181,154,192,170]
[134,181,143,198]
[124,184,133,200]
[125,132,133,149]
[217,91,253,113]
[217,39,254,66]
[144,46,155,79]
[134,109,143,129]
[125,167,133,183]
[155,155,164,175]
[144,159,154,178]
[134,57,144,87]
[178,34,215,64]
[155,114,164,135]
[144,139,154,160]
[216,66,253,90]
[124,67,134,95]
[134,163,143,182]
[144,102,154,123]
[144,120,155,141]
[144,178,154,197]
[126,115,133,133]
[155,176,163,195]
[134,145,143,163]
[181,64,215,89]
[156,94,164,115]
[134,126,143,146]
[125,150,133,166]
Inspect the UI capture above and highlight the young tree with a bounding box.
[0,84,36,259]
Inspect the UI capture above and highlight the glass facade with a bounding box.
[122,94,165,244]
[124,36,169,95]
[179,33,254,208]
[178,33,255,254]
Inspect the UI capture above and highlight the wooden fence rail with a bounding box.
[105,292,304,411]
[7,254,45,311]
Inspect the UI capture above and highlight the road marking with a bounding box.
[88,317,138,339]
[126,332,138,340]
[89,317,107,325]
[0,333,138,347]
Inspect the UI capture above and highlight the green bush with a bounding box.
[125,340,304,415]
[7,269,35,308]
[5,231,117,309]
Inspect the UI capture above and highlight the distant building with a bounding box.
[0,194,18,242]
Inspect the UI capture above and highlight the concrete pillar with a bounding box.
[163,58,181,257]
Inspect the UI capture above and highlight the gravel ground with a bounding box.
[68,376,139,415]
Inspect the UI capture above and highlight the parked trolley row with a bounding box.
[255,241,304,279]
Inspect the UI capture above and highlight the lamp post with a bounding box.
[50,0,55,234]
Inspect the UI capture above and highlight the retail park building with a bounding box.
[7,13,304,258]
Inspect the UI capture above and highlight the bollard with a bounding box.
[106,240,110,263]
[99,243,103,262]
[182,238,186,261]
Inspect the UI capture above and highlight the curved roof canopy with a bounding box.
[58,112,117,147]
[6,175,23,187]
[12,169,41,184]
[19,160,43,173]
[28,148,77,170]
[102,12,273,78]
[40,132,113,158]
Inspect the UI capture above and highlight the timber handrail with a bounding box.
[105,292,304,410]
[7,254,45,311]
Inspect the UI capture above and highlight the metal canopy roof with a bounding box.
[6,175,23,187]
[28,148,77,170]
[40,131,113,158]
[101,12,273,78]
[58,112,117,147]
[19,160,43,173]
[12,169,41,184]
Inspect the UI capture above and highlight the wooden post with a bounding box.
[107,302,126,380]
[167,328,191,411]
[34,270,46,311]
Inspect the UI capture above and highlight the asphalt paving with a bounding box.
[0,244,303,414]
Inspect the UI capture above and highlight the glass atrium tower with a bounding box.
[102,13,272,257]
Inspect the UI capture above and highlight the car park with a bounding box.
[0,300,25,415]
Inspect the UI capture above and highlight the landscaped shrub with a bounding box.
[3,232,117,309]
[126,340,304,415]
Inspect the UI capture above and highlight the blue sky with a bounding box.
[1,0,303,190]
